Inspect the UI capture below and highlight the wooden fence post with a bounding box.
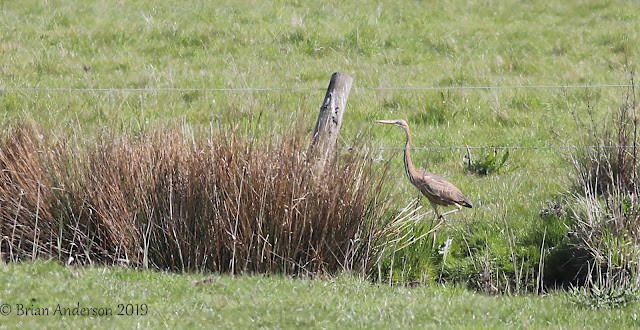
[309,72,354,165]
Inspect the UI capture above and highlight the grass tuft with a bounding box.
[568,260,639,309]
[563,72,640,289]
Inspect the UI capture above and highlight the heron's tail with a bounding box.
[461,195,473,208]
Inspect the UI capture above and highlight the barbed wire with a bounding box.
[0,83,637,93]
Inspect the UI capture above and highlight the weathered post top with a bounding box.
[309,72,354,165]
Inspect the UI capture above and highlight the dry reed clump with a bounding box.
[0,122,391,276]
[566,80,640,289]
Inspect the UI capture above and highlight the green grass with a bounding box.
[0,260,638,329]
[2,0,640,323]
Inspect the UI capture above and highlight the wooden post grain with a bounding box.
[310,72,353,164]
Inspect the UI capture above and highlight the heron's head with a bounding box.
[375,119,409,129]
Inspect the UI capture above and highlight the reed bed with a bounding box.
[0,122,394,276]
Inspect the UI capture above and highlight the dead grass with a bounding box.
[0,121,393,276]
[565,74,640,290]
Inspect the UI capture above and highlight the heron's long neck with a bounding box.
[403,126,419,183]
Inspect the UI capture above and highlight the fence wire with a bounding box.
[365,145,639,152]
[2,83,638,153]
[0,83,637,93]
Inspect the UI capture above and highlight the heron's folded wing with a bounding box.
[415,170,472,207]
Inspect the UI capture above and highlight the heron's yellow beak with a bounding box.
[375,120,397,125]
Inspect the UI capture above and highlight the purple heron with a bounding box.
[376,119,472,219]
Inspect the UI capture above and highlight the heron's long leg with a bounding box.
[429,201,440,219]
[428,201,443,247]
[430,217,447,248]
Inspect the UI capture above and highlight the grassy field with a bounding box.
[2,0,640,326]
[0,260,638,329]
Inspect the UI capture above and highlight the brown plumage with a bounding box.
[376,119,472,219]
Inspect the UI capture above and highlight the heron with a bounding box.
[375,119,472,220]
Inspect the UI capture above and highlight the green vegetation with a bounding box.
[0,260,639,328]
[465,147,510,176]
[2,0,640,325]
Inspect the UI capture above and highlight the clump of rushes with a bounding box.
[0,121,393,277]
[564,76,640,290]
